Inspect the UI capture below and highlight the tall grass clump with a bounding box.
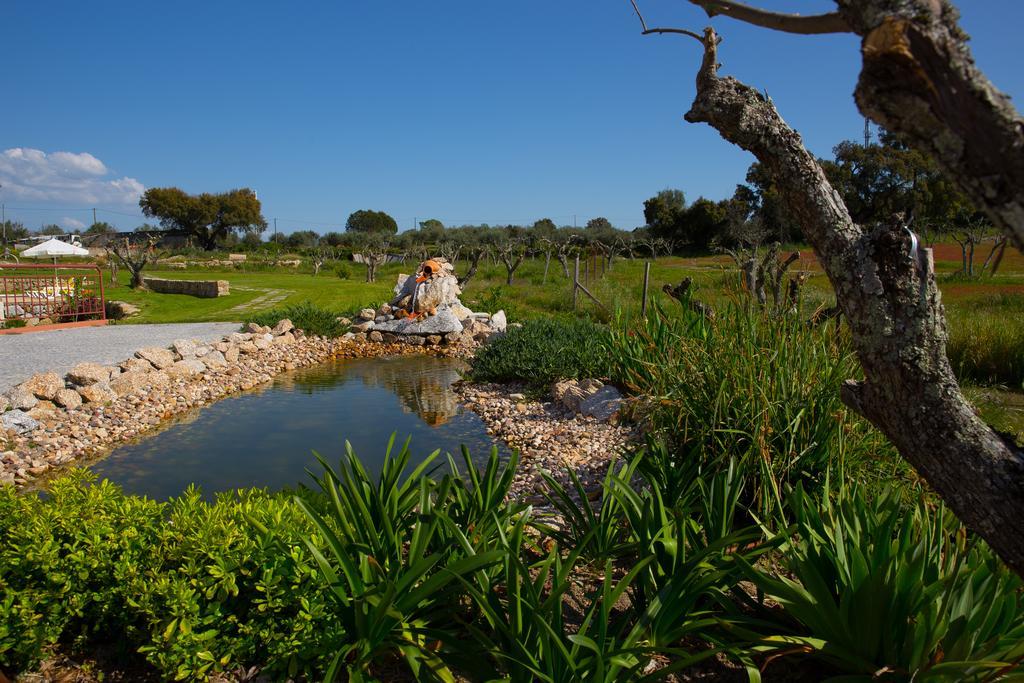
[246,300,345,338]
[609,304,881,519]
[468,318,614,388]
[946,293,1024,388]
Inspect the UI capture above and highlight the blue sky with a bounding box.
[3,1,1022,235]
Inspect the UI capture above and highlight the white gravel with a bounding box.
[0,322,240,393]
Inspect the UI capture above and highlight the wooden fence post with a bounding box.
[641,261,651,318]
[573,255,580,310]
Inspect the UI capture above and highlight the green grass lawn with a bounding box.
[104,249,1023,353]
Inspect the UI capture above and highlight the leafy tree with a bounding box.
[585,217,614,233]
[139,187,266,250]
[39,224,64,235]
[240,231,263,249]
[738,162,797,243]
[1,221,29,243]
[345,209,398,234]
[286,230,320,248]
[682,198,729,251]
[531,218,557,240]
[85,221,116,236]
[321,231,346,247]
[268,232,288,245]
[820,130,968,229]
[643,189,686,241]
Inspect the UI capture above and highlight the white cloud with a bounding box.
[62,217,86,230]
[0,148,145,206]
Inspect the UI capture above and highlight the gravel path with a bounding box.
[0,322,240,393]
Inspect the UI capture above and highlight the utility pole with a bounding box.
[92,208,97,226]
[273,218,277,240]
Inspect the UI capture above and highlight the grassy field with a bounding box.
[92,245,1024,436]
[101,245,1024,344]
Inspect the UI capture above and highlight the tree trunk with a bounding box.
[130,269,145,289]
[458,252,483,287]
[830,0,1024,254]
[684,27,1024,575]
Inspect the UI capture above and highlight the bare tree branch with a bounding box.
[686,0,851,35]
[630,0,705,42]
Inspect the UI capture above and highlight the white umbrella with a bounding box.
[20,237,90,259]
[20,237,91,295]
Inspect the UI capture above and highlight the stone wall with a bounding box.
[143,277,229,298]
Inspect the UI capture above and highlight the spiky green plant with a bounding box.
[736,483,1024,682]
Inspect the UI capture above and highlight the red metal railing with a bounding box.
[0,262,106,326]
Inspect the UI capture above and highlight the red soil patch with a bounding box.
[941,283,1024,299]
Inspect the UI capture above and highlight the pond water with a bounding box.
[89,355,508,499]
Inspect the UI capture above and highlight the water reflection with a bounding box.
[89,355,506,500]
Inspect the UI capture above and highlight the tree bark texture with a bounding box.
[834,0,1024,253]
[684,27,1024,574]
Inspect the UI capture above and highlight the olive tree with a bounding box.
[631,0,1024,574]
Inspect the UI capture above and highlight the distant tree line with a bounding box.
[638,126,1000,275]
[1,130,1000,279]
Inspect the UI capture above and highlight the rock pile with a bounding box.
[551,378,625,422]
[455,382,639,501]
[346,257,507,347]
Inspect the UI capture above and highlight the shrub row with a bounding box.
[2,440,1021,681]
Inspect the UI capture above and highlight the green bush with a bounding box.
[245,301,345,338]
[0,472,334,680]
[0,441,1021,681]
[334,263,352,280]
[738,483,1024,680]
[467,318,614,388]
[608,304,889,521]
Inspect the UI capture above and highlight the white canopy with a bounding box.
[20,237,90,258]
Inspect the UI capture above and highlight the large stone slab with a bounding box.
[579,386,624,422]
[4,386,38,411]
[68,362,114,386]
[136,347,176,369]
[20,372,63,401]
[2,411,39,435]
[143,277,229,298]
[373,306,464,336]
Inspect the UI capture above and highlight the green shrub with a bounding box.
[608,304,887,521]
[1,442,1020,681]
[467,318,614,388]
[738,483,1024,680]
[334,263,352,280]
[245,301,345,338]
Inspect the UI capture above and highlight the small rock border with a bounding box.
[0,321,475,489]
